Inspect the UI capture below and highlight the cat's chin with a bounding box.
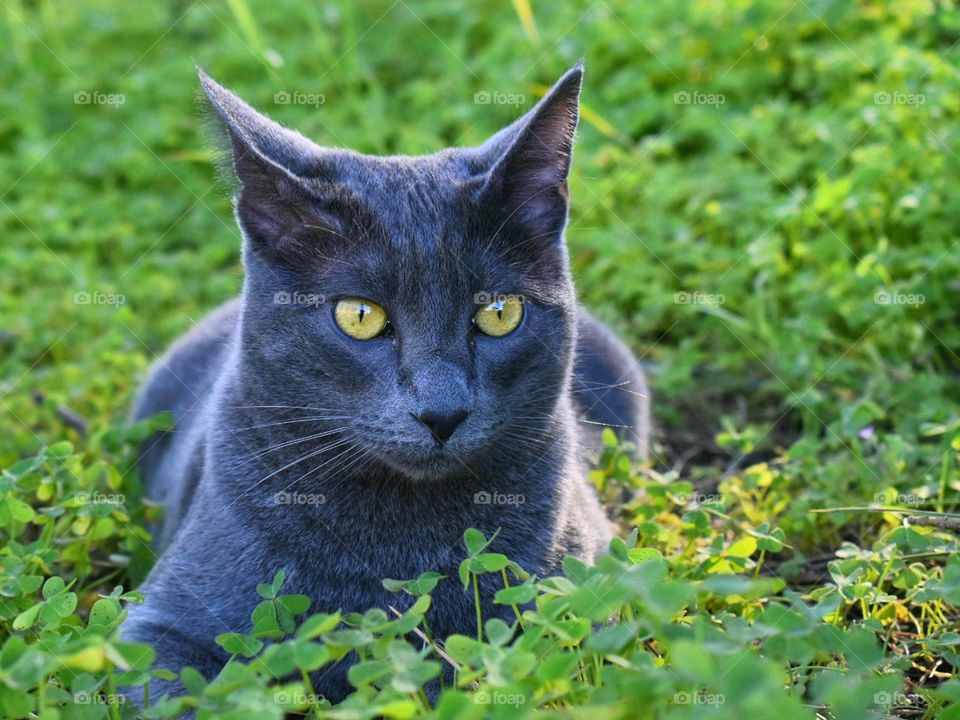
[373,447,473,483]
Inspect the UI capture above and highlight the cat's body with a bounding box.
[123,65,649,703]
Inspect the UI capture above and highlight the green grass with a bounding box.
[1,0,960,718]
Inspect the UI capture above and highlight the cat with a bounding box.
[122,63,650,705]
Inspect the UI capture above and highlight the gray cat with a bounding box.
[123,64,649,703]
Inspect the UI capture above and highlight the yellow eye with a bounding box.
[334,298,388,340]
[474,295,524,337]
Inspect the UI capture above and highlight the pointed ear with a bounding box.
[198,69,342,261]
[479,64,583,245]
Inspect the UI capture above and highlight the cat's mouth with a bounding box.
[351,416,495,482]
[374,443,476,482]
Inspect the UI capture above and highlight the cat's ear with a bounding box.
[478,63,583,245]
[198,69,340,260]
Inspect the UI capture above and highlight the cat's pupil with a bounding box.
[358,305,367,323]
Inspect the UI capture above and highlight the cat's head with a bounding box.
[201,66,583,482]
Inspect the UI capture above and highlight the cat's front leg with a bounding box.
[121,620,226,716]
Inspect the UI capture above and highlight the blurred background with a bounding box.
[1,0,958,551]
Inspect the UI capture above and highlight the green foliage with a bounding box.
[2,0,960,717]
[2,436,959,717]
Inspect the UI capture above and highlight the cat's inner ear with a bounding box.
[478,64,583,244]
[198,69,342,261]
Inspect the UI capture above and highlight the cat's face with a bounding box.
[201,67,582,481]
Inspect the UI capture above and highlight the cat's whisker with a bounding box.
[318,448,377,496]
[506,432,553,449]
[508,415,561,426]
[514,410,633,430]
[503,419,594,455]
[226,427,349,471]
[573,379,649,399]
[316,450,373,495]
[228,404,341,413]
[279,443,359,490]
[349,451,377,480]
[231,438,353,506]
[512,387,569,403]
[232,416,353,432]
[507,425,560,443]
[510,439,559,463]
[576,417,634,429]
[280,443,371,496]
[497,420,558,444]
[575,378,635,388]
[511,378,647,407]
[513,402,636,430]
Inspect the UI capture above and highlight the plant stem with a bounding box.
[501,569,524,627]
[106,672,122,720]
[754,549,766,578]
[938,443,950,513]
[300,668,321,718]
[473,573,482,641]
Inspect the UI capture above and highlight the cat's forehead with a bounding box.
[323,151,480,245]
[294,148,564,307]
[329,150,472,207]
[302,156,520,305]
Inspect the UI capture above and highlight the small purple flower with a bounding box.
[859,425,875,440]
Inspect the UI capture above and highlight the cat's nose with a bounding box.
[413,409,469,443]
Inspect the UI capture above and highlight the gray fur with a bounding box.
[123,65,650,703]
